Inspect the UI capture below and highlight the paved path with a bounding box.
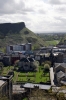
[50,67,54,86]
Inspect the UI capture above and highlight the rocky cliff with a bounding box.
[0,22,45,49]
[0,22,25,35]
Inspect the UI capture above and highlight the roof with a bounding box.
[0,75,13,79]
[53,53,59,56]
[0,80,6,87]
[57,71,65,79]
[23,83,51,90]
[44,53,50,57]
[0,76,7,79]
[28,58,35,62]
[60,81,66,85]
[20,58,30,62]
[54,63,66,69]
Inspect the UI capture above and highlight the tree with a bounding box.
[14,60,19,70]
[44,61,51,66]
[32,61,39,71]
[44,64,50,72]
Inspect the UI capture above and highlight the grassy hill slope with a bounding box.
[0,24,45,49]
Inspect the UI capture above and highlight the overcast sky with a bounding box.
[0,0,66,33]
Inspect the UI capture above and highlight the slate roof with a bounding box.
[60,81,66,85]
[20,57,30,62]
[28,58,35,62]
[57,71,65,80]
[54,63,66,69]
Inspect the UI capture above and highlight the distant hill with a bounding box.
[0,22,45,49]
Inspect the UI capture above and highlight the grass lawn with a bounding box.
[45,40,59,46]
[2,66,50,83]
[1,66,14,75]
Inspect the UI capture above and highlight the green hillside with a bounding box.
[0,23,45,49]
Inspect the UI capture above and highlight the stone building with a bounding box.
[0,75,13,100]
[56,53,63,63]
[19,57,36,71]
[53,63,66,85]
[6,43,32,54]
[19,57,30,71]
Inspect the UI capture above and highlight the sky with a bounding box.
[0,0,66,33]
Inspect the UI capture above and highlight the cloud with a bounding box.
[54,17,66,25]
[0,0,32,14]
[54,5,66,14]
[0,0,66,32]
[48,0,61,5]
[48,0,66,5]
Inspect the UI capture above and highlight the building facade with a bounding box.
[6,43,32,53]
[0,75,13,100]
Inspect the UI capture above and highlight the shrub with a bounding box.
[57,92,65,100]
[44,64,50,72]
[44,61,51,66]
[32,61,39,70]
[14,60,19,70]
[24,31,29,34]
[14,60,19,67]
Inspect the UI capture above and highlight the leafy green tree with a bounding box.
[32,61,39,71]
[44,61,51,66]
[44,64,50,72]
